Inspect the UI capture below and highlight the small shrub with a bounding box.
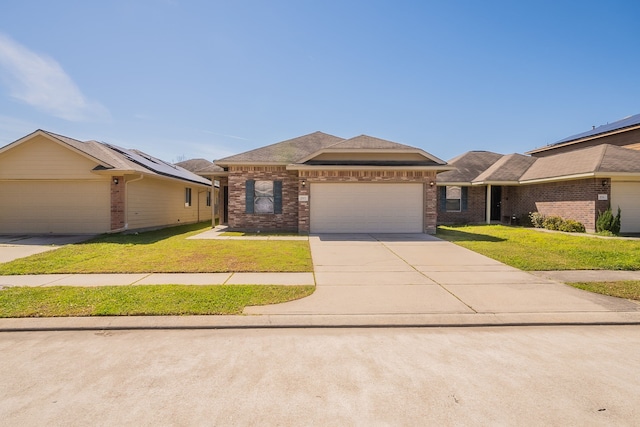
[518,214,533,227]
[542,216,563,231]
[529,212,546,228]
[597,207,621,235]
[558,219,586,233]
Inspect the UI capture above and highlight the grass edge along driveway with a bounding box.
[437,225,640,302]
[0,222,313,274]
[437,225,640,271]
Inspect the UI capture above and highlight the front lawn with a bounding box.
[0,285,315,317]
[0,223,313,274]
[437,225,640,271]
[569,281,640,301]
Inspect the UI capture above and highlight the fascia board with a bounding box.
[286,164,453,171]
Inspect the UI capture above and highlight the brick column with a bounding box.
[425,172,437,234]
[298,177,310,234]
[110,176,125,230]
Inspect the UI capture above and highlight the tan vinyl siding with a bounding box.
[0,135,101,179]
[0,180,110,233]
[126,177,210,230]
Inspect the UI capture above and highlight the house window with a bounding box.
[185,188,192,207]
[246,180,282,214]
[445,186,461,212]
[206,190,211,207]
[254,181,274,214]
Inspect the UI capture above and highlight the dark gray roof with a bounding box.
[437,151,503,182]
[474,154,536,183]
[215,131,344,164]
[552,113,640,145]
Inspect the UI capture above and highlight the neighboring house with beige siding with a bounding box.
[175,158,223,223]
[0,130,212,234]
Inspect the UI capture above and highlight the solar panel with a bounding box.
[103,143,211,186]
[553,113,640,145]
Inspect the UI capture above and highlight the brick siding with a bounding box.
[227,167,299,232]
[437,185,486,225]
[225,168,439,234]
[506,178,610,232]
[110,176,125,230]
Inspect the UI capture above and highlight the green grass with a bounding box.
[569,281,640,301]
[0,285,315,317]
[0,222,313,275]
[437,225,640,271]
[221,231,303,237]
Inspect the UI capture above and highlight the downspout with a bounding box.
[109,174,144,233]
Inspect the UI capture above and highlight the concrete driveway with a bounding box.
[0,235,93,263]
[245,233,639,315]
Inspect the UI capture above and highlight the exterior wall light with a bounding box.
[113,178,119,185]
[301,180,306,187]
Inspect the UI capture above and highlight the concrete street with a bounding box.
[1,326,639,426]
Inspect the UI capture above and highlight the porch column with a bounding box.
[485,184,492,224]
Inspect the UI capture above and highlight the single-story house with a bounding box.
[207,131,451,234]
[0,130,212,234]
[175,158,223,222]
[437,113,640,233]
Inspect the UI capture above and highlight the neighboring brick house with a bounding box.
[0,130,212,234]
[208,132,451,234]
[437,113,640,233]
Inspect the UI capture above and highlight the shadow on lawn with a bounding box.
[436,227,505,243]
[78,222,211,246]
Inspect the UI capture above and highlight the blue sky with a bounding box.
[1,0,639,163]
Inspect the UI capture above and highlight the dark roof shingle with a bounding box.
[215,131,344,164]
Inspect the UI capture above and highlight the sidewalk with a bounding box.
[0,272,314,287]
[1,230,639,331]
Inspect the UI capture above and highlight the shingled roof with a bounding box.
[0,130,211,186]
[520,144,640,182]
[176,158,224,174]
[214,131,344,165]
[438,144,640,186]
[437,151,503,183]
[474,154,536,183]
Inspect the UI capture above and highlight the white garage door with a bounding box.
[310,183,424,233]
[611,182,640,233]
[0,181,110,234]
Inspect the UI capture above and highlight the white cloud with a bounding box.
[0,33,109,122]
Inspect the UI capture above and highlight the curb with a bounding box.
[2,312,640,332]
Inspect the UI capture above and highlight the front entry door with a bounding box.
[490,186,502,221]
[223,186,229,223]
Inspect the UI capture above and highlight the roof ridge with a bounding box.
[594,144,609,171]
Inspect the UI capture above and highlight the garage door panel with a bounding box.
[611,182,640,233]
[0,181,110,234]
[310,183,423,233]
